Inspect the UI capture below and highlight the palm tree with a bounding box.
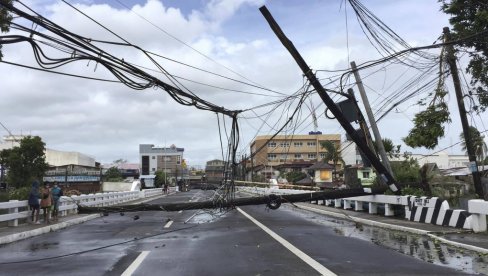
[320,141,344,180]
[460,126,487,162]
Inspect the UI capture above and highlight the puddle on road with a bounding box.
[285,205,488,275]
[186,209,230,224]
[29,242,59,252]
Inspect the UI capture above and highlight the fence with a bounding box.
[237,186,488,232]
[0,188,164,227]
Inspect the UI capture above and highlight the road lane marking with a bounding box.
[178,210,183,213]
[237,207,336,276]
[164,220,174,228]
[121,251,150,276]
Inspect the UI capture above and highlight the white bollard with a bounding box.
[335,199,342,208]
[355,201,363,211]
[344,200,351,209]
[8,200,19,227]
[384,203,394,216]
[369,202,378,214]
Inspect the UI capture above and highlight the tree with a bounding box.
[441,0,488,111]
[374,138,401,159]
[0,136,49,188]
[459,126,487,162]
[154,170,167,188]
[104,167,122,182]
[320,141,344,180]
[0,0,13,61]
[284,171,307,184]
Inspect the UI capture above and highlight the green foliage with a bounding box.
[403,103,451,149]
[0,0,13,60]
[459,126,487,162]
[154,170,167,188]
[104,167,122,182]
[8,186,30,200]
[284,171,307,184]
[0,136,49,188]
[320,141,344,179]
[374,138,401,159]
[400,186,426,197]
[390,157,421,184]
[441,0,488,111]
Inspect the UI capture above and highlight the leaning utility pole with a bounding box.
[443,27,484,199]
[259,6,401,194]
[350,61,394,177]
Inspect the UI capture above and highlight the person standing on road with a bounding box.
[40,183,52,224]
[28,180,41,224]
[51,182,62,222]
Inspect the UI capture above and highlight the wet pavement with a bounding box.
[1,190,488,275]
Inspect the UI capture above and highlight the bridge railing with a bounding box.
[238,186,488,232]
[0,188,164,227]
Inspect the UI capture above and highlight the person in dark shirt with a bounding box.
[28,180,41,224]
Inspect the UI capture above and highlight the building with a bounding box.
[205,159,226,181]
[1,135,101,192]
[249,133,341,179]
[139,144,184,178]
[308,161,335,189]
[102,163,140,180]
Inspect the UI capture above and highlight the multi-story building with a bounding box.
[139,144,184,177]
[205,159,226,181]
[249,133,341,179]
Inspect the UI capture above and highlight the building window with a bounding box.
[152,156,155,159]
[320,153,326,160]
[177,155,181,164]
[280,142,290,147]
[268,142,276,148]
[294,142,303,147]
[320,170,331,180]
[152,168,156,171]
[294,154,302,159]
[164,156,171,162]
[280,154,289,161]
[307,141,316,147]
[307,154,316,159]
[268,154,277,161]
[362,172,370,178]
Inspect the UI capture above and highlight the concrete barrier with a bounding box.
[0,188,163,227]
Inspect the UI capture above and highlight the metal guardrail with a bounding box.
[0,188,164,227]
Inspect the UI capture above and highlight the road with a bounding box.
[0,189,479,275]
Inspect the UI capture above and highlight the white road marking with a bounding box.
[164,220,174,228]
[178,210,183,213]
[121,251,150,276]
[237,207,336,276]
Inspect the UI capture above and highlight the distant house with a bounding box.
[205,159,226,182]
[308,161,335,189]
[102,163,140,180]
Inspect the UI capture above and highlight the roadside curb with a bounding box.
[295,203,488,254]
[0,214,101,245]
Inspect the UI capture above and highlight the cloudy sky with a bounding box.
[1,0,486,168]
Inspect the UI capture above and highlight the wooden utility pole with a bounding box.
[259,6,401,194]
[350,61,394,177]
[443,27,484,199]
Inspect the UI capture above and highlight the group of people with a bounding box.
[28,180,63,224]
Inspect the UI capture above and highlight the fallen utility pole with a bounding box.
[443,27,485,199]
[350,61,394,177]
[77,187,387,213]
[259,6,401,194]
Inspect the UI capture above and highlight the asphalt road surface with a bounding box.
[0,190,472,275]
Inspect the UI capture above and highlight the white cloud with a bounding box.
[1,0,481,168]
